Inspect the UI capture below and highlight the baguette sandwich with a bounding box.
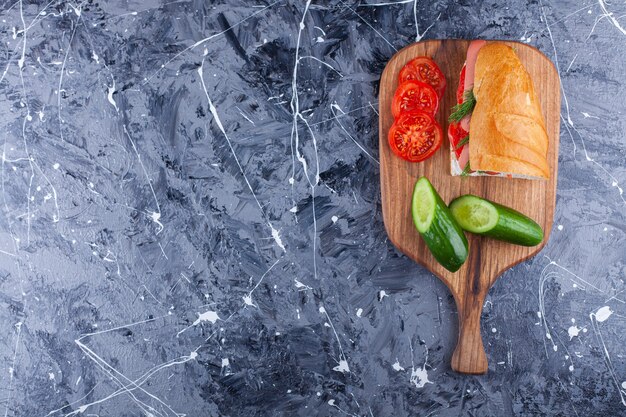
[449,41,550,179]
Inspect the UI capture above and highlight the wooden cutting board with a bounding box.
[379,40,560,374]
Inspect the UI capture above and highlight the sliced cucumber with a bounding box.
[449,195,544,246]
[412,178,469,272]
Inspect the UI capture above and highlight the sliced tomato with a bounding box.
[398,57,446,98]
[391,81,439,119]
[448,122,468,159]
[388,111,442,162]
[456,65,466,104]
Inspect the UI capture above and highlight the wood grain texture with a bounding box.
[379,40,560,374]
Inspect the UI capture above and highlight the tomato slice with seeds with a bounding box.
[391,81,439,119]
[398,57,447,99]
[388,111,442,162]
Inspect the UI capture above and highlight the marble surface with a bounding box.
[0,0,625,416]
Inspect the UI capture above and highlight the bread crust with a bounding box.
[469,43,549,178]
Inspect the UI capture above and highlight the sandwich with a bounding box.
[448,41,550,179]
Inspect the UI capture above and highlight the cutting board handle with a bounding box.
[450,290,488,374]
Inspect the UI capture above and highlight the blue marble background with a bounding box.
[0,0,624,416]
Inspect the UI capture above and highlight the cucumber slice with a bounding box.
[449,195,498,233]
[412,178,469,272]
[411,180,436,233]
[449,194,544,246]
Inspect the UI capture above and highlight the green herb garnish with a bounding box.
[448,90,476,123]
[460,162,471,177]
[455,135,469,150]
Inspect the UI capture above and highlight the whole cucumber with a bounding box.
[449,194,543,246]
[412,177,469,272]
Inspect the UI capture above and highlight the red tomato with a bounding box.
[456,65,466,104]
[391,81,439,119]
[398,57,446,98]
[388,111,442,162]
[448,122,468,159]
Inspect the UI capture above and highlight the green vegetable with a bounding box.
[448,90,476,123]
[460,162,471,177]
[455,135,469,150]
[411,177,469,272]
[449,195,544,246]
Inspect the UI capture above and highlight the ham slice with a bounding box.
[463,40,487,93]
[450,40,485,176]
[459,114,471,132]
[459,41,486,132]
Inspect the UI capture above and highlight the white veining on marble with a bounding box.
[413,1,440,42]
[320,305,350,374]
[590,306,626,406]
[122,125,164,234]
[198,59,285,252]
[542,2,625,205]
[289,0,319,283]
[338,0,398,52]
[106,79,119,112]
[597,0,626,36]
[392,360,405,371]
[595,305,613,322]
[294,278,313,291]
[330,103,379,165]
[538,257,621,361]
[242,259,280,308]
[560,117,625,205]
[45,315,194,416]
[144,0,282,84]
[408,338,431,389]
[568,325,582,340]
[359,0,413,6]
